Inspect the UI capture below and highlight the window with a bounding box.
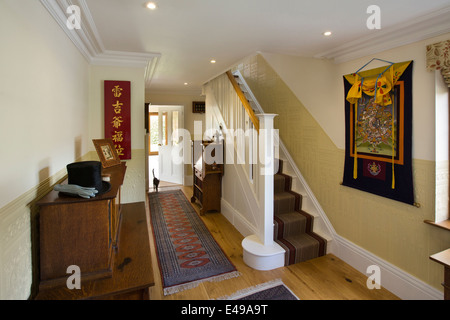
[429,71,450,230]
[148,112,167,155]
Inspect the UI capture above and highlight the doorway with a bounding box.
[147,105,184,191]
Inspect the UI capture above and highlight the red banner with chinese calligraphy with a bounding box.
[104,80,131,160]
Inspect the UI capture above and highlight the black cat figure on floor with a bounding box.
[152,168,160,192]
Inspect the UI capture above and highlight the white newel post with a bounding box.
[241,113,285,271]
[257,114,277,246]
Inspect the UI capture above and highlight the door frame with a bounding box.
[146,104,185,188]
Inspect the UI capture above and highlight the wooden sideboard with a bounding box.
[35,162,154,299]
[430,249,450,300]
[191,140,223,215]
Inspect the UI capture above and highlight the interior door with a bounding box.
[148,112,161,156]
[157,106,184,185]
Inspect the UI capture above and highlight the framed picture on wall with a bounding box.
[93,139,122,168]
[192,101,205,113]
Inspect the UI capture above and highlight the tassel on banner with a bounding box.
[354,97,359,180]
[391,93,396,189]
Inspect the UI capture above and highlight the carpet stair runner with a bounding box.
[274,159,327,265]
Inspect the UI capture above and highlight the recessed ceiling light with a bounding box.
[184,82,188,86]
[323,31,332,37]
[210,59,216,64]
[146,2,157,10]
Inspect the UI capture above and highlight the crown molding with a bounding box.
[39,0,160,84]
[146,89,204,97]
[314,6,450,63]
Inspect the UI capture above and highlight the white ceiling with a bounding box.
[44,0,450,94]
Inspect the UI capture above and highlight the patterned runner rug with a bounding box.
[148,189,240,295]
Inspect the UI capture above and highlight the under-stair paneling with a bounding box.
[221,161,258,237]
[233,53,450,294]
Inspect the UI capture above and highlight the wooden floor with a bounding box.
[146,186,400,300]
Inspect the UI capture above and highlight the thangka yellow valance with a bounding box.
[344,61,412,106]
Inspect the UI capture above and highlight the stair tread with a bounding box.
[275,210,307,220]
[275,211,307,227]
[274,191,296,199]
[280,233,320,245]
[275,233,321,264]
[274,211,307,238]
[274,192,296,215]
[274,174,285,192]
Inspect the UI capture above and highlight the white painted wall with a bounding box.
[0,0,90,208]
[0,2,149,299]
[0,0,90,299]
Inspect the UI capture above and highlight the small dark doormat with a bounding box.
[217,279,299,300]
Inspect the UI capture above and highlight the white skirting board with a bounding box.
[332,234,443,300]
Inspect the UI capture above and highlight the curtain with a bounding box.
[426,40,450,87]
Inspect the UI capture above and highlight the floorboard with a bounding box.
[145,186,400,300]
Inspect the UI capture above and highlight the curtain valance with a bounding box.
[426,39,450,87]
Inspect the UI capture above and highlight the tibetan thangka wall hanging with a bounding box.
[104,80,131,160]
[342,60,414,205]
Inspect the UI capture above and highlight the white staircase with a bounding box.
[231,70,335,253]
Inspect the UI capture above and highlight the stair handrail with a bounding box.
[226,70,260,133]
